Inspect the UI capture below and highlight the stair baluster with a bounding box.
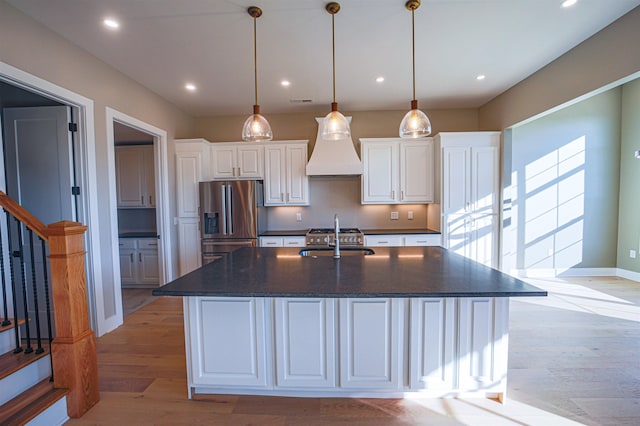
[40,235,54,381]
[27,230,44,354]
[14,219,33,354]
[0,211,10,327]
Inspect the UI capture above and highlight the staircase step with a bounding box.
[0,379,68,426]
[0,320,26,356]
[0,347,51,406]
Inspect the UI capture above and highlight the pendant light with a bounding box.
[322,2,351,141]
[399,0,432,138]
[242,6,273,142]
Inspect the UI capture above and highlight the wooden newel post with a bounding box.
[47,220,99,418]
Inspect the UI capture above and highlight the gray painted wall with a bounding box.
[617,79,640,272]
[504,88,622,272]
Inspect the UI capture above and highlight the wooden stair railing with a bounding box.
[0,191,99,418]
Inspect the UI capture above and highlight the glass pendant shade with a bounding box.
[322,104,351,140]
[399,101,431,138]
[242,106,272,142]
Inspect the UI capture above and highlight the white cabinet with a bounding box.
[274,298,336,388]
[339,298,403,389]
[175,139,210,276]
[360,138,434,204]
[115,145,155,208]
[118,238,159,287]
[210,143,263,179]
[264,142,309,206]
[364,234,441,247]
[187,297,268,388]
[259,236,306,248]
[364,235,404,247]
[409,298,455,390]
[436,132,500,268]
[458,297,509,393]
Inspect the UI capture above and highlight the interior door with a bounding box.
[1,105,76,337]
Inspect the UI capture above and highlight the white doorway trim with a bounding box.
[0,60,104,334]
[106,108,173,318]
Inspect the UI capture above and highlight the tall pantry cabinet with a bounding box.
[435,132,501,268]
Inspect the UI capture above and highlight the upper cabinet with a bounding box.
[210,143,263,180]
[263,141,309,206]
[115,145,155,208]
[360,138,434,204]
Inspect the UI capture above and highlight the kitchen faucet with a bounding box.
[333,213,340,259]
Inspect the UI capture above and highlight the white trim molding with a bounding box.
[509,267,639,283]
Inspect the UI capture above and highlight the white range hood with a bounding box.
[306,117,363,176]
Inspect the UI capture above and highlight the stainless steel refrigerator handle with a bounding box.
[220,184,227,235]
[226,185,233,234]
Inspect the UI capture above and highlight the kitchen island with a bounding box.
[153,246,545,400]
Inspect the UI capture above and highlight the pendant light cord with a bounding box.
[253,15,259,106]
[331,12,336,104]
[411,8,416,101]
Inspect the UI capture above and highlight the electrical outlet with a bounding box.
[408,211,414,220]
[390,211,399,220]
[296,212,302,222]
[630,249,637,259]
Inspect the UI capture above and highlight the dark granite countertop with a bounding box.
[119,232,159,239]
[153,246,545,298]
[260,230,309,237]
[362,228,441,235]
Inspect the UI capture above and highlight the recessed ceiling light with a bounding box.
[562,0,577,8]
[476,75,486,81]
[185,83,197,92]
[281,80,291,87]
[103,18,120,29]
[375,77,385,83]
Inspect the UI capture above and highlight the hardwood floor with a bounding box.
[66,277,640,425]
[122,288,157,317]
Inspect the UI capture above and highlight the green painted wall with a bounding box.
[505,89,622,272]
[617,79,640,273]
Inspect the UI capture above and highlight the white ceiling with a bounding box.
[8,0,640,117]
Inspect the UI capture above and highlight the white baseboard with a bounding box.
[509,267,639,282]
[617,268,640,283]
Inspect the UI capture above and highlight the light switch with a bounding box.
[630,250,637,259]
[408,211,414,220]
[296,212,303,222]
[391,211,399,220]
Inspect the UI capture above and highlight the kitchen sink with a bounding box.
[298,247,375,257]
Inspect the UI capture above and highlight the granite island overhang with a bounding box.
[153,246,546,400]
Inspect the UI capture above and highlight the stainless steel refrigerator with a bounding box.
[199,180,265,264]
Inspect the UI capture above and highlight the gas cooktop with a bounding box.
[306,228,363,246]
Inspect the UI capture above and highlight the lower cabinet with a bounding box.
[188,297,267,387]
[119,238,159,287]
[259,236,306,248]
[177,218,201,276]
[274,298,336,388]
[184,296,508,397]
[339,298,402,389]
[365,234,441,247]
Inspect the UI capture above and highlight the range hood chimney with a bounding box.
[306,117,363,176]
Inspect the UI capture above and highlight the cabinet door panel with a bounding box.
[286,144,309,205]
[362,142,396,203]
[115,147,145,207]
[237,146,263,178]
[176,152,202,217]
[119,249,136,285]
[139,249,159,285]
[264,146,285,205]
[178,218,201,276]
[409,298,455,390]
[469,214,498,268]
[471,146,499,214]
[191,297,267,387]
[211,146,236,179]
[275,299,335,388]
[442,146,469,215]
[259,237,283,247]
[339,298,400,389]
[143,146,156,207]
[458,297,495,390]
[400,140,434,203]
